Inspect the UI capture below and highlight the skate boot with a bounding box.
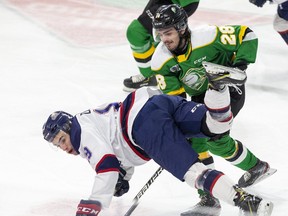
[202,61,247,90]
[233,186,273,216]
[238,160,277,188]
[123,74,157,92]
[180,193,221,216]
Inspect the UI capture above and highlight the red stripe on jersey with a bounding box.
[120,92,150,161]
[210,173,224,195]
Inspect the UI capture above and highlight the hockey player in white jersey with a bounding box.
[42,69,273,216]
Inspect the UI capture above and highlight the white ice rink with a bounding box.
[0,0,288,215]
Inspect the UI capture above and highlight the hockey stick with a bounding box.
[124,166,164,216]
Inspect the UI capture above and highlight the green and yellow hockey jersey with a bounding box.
[151,25,258,96]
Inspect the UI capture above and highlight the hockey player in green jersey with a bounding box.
[151,4,276,216]
[123,0,199,92]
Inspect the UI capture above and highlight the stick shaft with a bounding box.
[124,166,163,216]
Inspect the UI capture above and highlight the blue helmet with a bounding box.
[42,111,73,142]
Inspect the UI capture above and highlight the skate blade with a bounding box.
[180,207,221,216]
[238,201,273,216]
[202,61,247,81]
[257,200,274,216]
[252,168,277,187]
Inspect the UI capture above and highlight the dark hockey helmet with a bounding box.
[152,4,188,31]
[42,111,73,142]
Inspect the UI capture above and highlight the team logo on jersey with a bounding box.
[181,67,206,90]
[170,64,181,73]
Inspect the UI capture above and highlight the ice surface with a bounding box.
[0,0,287,215]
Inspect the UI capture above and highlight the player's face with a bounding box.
[157,27,181,51]
[52,130,78,155]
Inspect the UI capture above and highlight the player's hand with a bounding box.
[232,62,247,71]
[249,0,267,7]
[114,167,130,197]
[76,200,101,216]
[114,179,129,197]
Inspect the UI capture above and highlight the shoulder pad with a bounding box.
[151,42,174,71]
[191,25,217,49]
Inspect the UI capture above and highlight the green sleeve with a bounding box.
[233,27,258,65]
[126,20,157,77]
[172,0,200,7]
[215,25,258,65]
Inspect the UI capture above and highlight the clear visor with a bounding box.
[152,28,161,42]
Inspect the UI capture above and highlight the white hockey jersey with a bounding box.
[69,87,161,208]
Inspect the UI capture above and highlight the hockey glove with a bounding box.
[232,61,248,71]
[249,0,267,7]
[76,200,101,216]
[114,167,130,197]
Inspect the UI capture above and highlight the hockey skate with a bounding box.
[238,160,277,188]
[202,61,247,90]
[123,74,157,92]
[180,193,221,216]
[233,186,273,216]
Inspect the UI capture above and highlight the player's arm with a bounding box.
[232,26,258,68]
[138,0,174,33]
[76,171,118,216]
[138,0,200,33]
[76,131,122,215]
[216,25,258,68]
[177,0,200,16]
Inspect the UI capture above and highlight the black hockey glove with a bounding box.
[114,167,130,197]
[232,61,248,71]
[249,0,268,7]
[76,200,101,216]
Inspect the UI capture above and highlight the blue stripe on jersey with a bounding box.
[96,154,120,174]
[70,117,81,154]
[94,102,121,114]
[120,92,150,161]
[202,170,224,194]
